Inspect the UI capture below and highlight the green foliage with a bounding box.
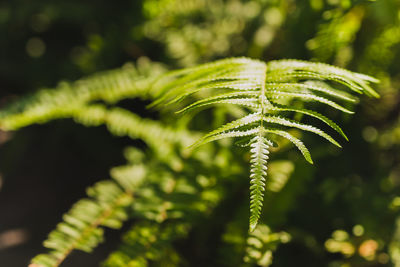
[390,218,400,267]
[307,5,365,66]
[103,221,188,267]
[0,55,378,266]
[28,140,231,267]
[154,57,378,231]
[2,0,398,266]
[139,0,286,65]
[0,56,377,265]
[0,59,166,131]
[244,224,290,267]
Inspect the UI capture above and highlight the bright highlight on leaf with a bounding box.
[154,57,379,231]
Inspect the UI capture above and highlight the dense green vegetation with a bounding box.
[0,0,399,266]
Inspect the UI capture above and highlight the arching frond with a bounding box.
[0,60,166,131]
[154,57,378,231]
[30,165,147,267]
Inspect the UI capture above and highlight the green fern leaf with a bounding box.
[154,57,378,231]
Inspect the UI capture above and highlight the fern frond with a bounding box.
[155,57,378,231]
[30,165,147,267]
[0,60,166,131]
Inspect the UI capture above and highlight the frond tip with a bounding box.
[249,135,272,232]
[154,57,379,231]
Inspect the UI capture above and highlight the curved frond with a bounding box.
[265,128,313,164]
[0,61,166,131]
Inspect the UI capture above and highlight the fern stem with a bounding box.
[248,62,270,232]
